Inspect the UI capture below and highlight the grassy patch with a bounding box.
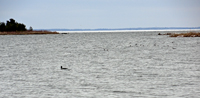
[0,31,59,35]
[170,32,200,37]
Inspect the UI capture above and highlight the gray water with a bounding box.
[0,32,200,98]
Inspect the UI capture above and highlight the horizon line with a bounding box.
[35,27,200,31]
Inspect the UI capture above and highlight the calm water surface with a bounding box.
[0,32,200,98]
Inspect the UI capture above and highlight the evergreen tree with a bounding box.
[0,22,6,31]
[0,18,27,32]
[29,26,33,31]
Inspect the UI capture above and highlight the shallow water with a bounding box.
[0,32,200,98]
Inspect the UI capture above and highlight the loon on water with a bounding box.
[61,66,68,70]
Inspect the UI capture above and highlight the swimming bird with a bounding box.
[61,66,68,70]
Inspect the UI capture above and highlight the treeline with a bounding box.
[0,18,32,32]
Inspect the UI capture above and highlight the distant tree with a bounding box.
[0,22,6,31]
[0,18,27,32]
[29,26,33,31]
[6,20,16,31]
[9,18,15,24]
[17,23,26,31]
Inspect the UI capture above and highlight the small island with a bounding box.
[0,18,59,35]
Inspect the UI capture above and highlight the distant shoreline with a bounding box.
[44,27,200,32]
[1,29,200,35]
[57,29,200,34]
[0,31,59,35]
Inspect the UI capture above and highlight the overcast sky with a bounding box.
[1,0,200,29]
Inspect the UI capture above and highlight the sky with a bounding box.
[0,0,200,29]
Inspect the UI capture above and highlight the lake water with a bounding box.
[0,31,200,98]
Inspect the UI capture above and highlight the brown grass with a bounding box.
[0,31,59,35]
[170,32,200,37]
